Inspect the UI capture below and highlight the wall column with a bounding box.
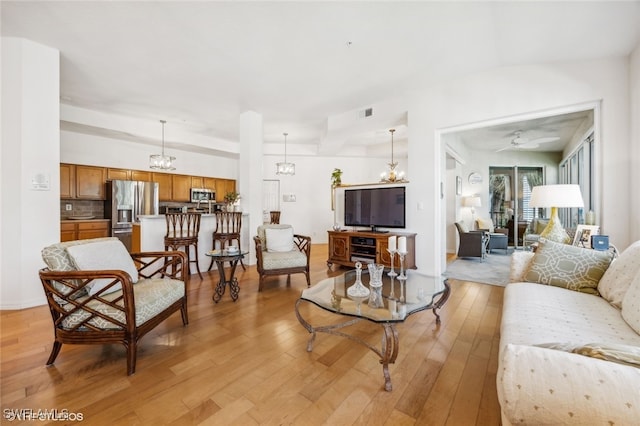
[238,111,263,265]
[1,38,60,308]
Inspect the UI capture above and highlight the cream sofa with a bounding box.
[498,239,640,425]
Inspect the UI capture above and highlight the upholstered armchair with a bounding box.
[39,237,188,375]
[454,221,489,259]
[476,217,509,253]
[253,224,311,291]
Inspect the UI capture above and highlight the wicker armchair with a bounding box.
[39,237,188,375]
[454,222,489,259]
[253,224,311,291]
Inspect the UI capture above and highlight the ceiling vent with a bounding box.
[358,107,373,119]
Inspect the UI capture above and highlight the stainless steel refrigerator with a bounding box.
[105,180,159,251]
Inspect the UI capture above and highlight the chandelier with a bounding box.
[276,132,295,175]
[380,128,407,183]
[149,120,176,171]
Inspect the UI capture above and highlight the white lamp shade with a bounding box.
[529,184,584,208]
[463,196,481,208]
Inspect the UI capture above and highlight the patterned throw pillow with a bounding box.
[598,240,640,308]
[535,219,549,234]
[523,238,614,294]
[41,237,115,301]
[621,272,640,334]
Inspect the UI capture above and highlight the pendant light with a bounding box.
[149,120,176,171]
[276,132,295,175]
[380,128,407,183]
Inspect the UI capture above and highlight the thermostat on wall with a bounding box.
[31,173,50,190]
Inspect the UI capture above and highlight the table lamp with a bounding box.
[529,184,584,243]
[463,196,481,226]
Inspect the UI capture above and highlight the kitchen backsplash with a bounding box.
[60,200,104,219]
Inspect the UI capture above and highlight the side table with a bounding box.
[205,249,247,303]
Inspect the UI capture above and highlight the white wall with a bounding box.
[1,38,60,309]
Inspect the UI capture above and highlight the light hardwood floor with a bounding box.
[1,245,503,425]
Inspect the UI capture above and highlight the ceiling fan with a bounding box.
[496,130,560,152]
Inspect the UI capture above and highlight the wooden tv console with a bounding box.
[327,230,416,269]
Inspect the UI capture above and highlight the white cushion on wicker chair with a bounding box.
[265,227,294,252]
[66,239,139,296]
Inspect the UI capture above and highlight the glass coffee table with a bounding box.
[206,249,247,303]
[295,267,450,391]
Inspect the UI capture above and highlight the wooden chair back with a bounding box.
[165,213,201,240]
[215,211,242,234]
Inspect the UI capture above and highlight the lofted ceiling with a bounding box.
[2,1,639,155]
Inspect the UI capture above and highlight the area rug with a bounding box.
[443,252,513,287]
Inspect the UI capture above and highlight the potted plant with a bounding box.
[331,168,342,187]
[224,191,240,211]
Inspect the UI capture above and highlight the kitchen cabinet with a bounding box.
[107,169,152,182]
[203,177,217,192]
[190,176,203,188]
[60,164,75,199]
[172,174,191,201]
[216,179,236,201]
[327,230,416,269]
[61,162,234,202]
[61,164,106,200]
[60,220,110,242]
[152,173,173,201]
[107,168,130,181]
[75,165,106,199]
[60,222,76,242]
[131,170,152,181]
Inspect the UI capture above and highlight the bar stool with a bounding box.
[208,211,245,271]
[165,213,202,280]
[269,211,281,224]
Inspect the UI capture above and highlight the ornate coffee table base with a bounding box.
[295,300,401,391]
[212,257,242,303]
[295,276,450,391]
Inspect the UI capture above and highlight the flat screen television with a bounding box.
[344,186,406,232]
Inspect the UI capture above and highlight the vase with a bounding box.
[367,263,385,308]
[347,262,369,314]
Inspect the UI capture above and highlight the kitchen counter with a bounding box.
[134,214,251,273]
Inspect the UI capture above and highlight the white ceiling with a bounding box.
[2,1,639,153]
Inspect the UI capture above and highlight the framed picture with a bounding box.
[573,224,600,248]
[456,176,462,195]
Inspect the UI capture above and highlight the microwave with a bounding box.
[190,188,215,203]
